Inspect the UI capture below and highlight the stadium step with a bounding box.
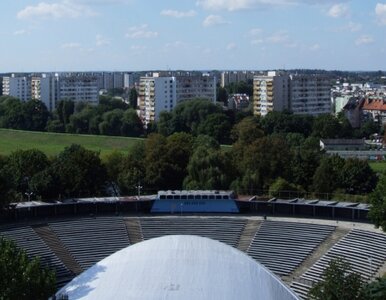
[33,225,83,275]
[284,226,350,284]
[237,219,261,252]
[125,218,144,244]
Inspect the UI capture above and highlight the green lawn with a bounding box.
[369,161,386,174]
[0,129,143,157]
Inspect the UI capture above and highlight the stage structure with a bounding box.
[151,190,239,213]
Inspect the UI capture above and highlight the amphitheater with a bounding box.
[1,213,386,299]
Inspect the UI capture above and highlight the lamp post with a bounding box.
[135,182,142,213]
[25,191,33,202]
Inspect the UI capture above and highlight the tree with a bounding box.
[362,277,386,299]
[0,97,25,129]
[217,86,228,106]
[172,99,223,134]
[197,113,232,144]
[312,155,345,195]
[312,114,341,138]
[121,109,143,137]
[0,237,56,300]
[308,258,365,300]
[368,175,386,232]
[22,99,50,131]
[4,149,50,199]
[117,142,145,195]
[269,177,302,198]
[56,99,75,125]
[51,144,107,198]
[341,158,377,194]
[129,87,138,108]
[164,133,194,189]
[99,109,124,136]
[183,146,234,190]
[232,136,292,193]
[231,116,264,145]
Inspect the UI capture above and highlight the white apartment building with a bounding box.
[138,76,177,125]
[253,71,289,116]
[138,74,216,125]
[31,74,60,111]
[2,74,31,102]
[253,72,332,116]
[289,74,331,115]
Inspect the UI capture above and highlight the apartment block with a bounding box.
[59,75,99,105]
[289,74,331,115]
[253,71,289,116]
[138,76,177,125]
[253,72,332,116]
[138,74,216,125]
[2,75,31,102]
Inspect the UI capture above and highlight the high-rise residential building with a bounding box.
[39,74,60,111]
[138,76,177,125]
[253,72,332,116]
[176,75,216,103]
[253,71,289,116]
[289,74,331,115]
[59,75,99,105]
[138,74,216,125]
[221,71,256,87]
[2,74,31,102]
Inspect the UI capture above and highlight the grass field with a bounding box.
[0,129,143,158]
[369,161,386,174]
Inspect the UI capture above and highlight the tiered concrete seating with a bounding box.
[140,217,246,247]
[49,217,130,269]
[0,226,72,285]
[247,221,335,276]
[291,229,386,299]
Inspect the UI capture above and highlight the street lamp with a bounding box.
[135,182,142,213]
[25,192,33,202]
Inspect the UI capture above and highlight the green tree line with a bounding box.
[0,131,378,206]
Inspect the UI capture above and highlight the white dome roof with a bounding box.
[57,235,299,300]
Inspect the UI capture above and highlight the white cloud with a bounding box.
[160,9,196,18]
[203,15,229,27]
[250,30,295,46]
[13,29,27,35]
[130,45,147,51]
[96,34,110,46]
[375,3,386,25]
[61,42,82,48]
[346,22,362,32]
[327,3,349,18]
[197,0,345,11]
[309,43,320,51]
[125,24,158,39]
[164,41,187,48]
[226,42,237,50]
[17,1,97,19]
[355,35,374,46]
[266,31,289,43]
[248,28,262,36]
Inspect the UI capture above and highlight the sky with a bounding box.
[0,0,386,72]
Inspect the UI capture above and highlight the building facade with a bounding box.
[59,75,99,105]
[253,72,289,116]
[289,74,331,115]
[253,72,332,116]
[139,74,216,125]
[2,75,31,102]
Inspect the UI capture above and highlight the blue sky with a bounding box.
[0,0,386,72]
